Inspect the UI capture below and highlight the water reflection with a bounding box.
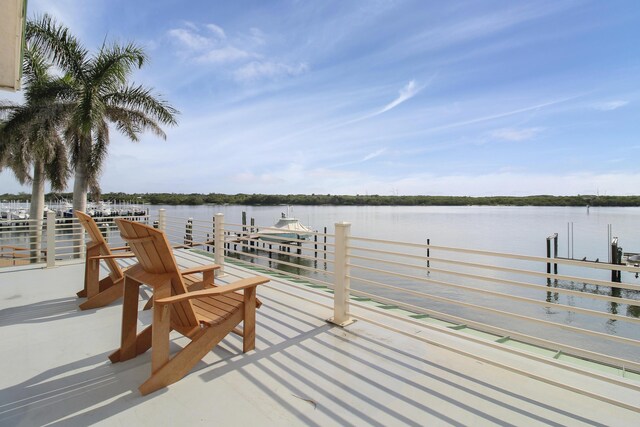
[545,279,559,304]
[544,279,640,319]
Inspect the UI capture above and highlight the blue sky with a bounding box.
[2,0,640,196]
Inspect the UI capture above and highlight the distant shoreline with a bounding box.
[3,192,640,207]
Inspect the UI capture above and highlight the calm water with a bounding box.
[152,204,640,259]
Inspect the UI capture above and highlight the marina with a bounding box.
[0,199,149,226]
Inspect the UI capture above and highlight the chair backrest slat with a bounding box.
[115,219,198,328]
[75,211,123,278]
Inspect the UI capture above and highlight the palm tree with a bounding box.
[0,45,73,260]
[26,15,179,213]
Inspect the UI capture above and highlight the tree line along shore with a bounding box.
[2,192,640,207]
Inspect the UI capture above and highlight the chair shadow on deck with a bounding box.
[0,321,334,426]
[0,297,83,327]
[197,294,608,427]
[0,287,146,327]
[0,283,613,425]
[199,301,454,426]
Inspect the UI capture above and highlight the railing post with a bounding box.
[46,210,56,268]
[328,222,355,327]
[158,209,166,231]
[611,237,621,283]
[214,213,225,277]
[553,234,558,274]
[185,218,193,246]
[546,235,552,286]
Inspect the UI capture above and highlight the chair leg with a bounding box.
[109,325,153,362]
[243,287,257,353]
[80,246,100,299]
[78,277,123,310]
[151,303,172,374]
[98,275,118,292]
[77,258,92,298]
[119,276,143,362]
[139,310,243,396]
[86,258,101,297]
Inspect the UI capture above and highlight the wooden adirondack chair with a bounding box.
[110,218,269,395]
[75,211,137,310]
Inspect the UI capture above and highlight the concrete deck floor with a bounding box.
[0,251,639,426]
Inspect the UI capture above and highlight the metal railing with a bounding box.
[156,210,640,373]
[0,211,150,267]
[4,209,638,375]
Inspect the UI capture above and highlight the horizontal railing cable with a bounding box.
[224,246,334,276]
[347,281,639,349]
[348,253,640,306]
[349,244,640,293]
[240,236,335,257]
[347,284,640,374]
[228,238,335,263]
[225,256,334,288]
[347,306,640,412]
[223,221,333,236]
[348,263,640,325]
[350,235,640,274]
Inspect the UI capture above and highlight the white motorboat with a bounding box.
[258,211,314,243]
[10,208,29,222]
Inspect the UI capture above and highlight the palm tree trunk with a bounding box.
[72,163,88,213]
[73,134,93,213]
[72,139,90,256]
[29,160,46,262]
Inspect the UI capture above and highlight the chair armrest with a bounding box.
[156,277,269,305]
[1,245,27,250]
[179,264,220,276]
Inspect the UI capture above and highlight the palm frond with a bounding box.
[105,84,179,126]
[89,43,147,91]
[106,106,168,140]
[26,14,88,82]
[2,136,32,184]
[65,129,83,169]
[22,45,51,91]
[45,139,70,191]
[85,120,110,184]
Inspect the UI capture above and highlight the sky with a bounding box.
[1,0,640,196]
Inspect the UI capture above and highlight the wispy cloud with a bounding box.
[234,61,309,82]
[329,147,388,169]
[592,100,629,111]
[490,127,543,142]
[168,22,249,62]
[167,22,306,82]
[206,23,226,39]
[426,95,579,134]
[167,27,212,50]
[362,148,386,162]
[197,46,253,64]
[378,80,422,114]
[395,2,574,61]
[339,79,428,128]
